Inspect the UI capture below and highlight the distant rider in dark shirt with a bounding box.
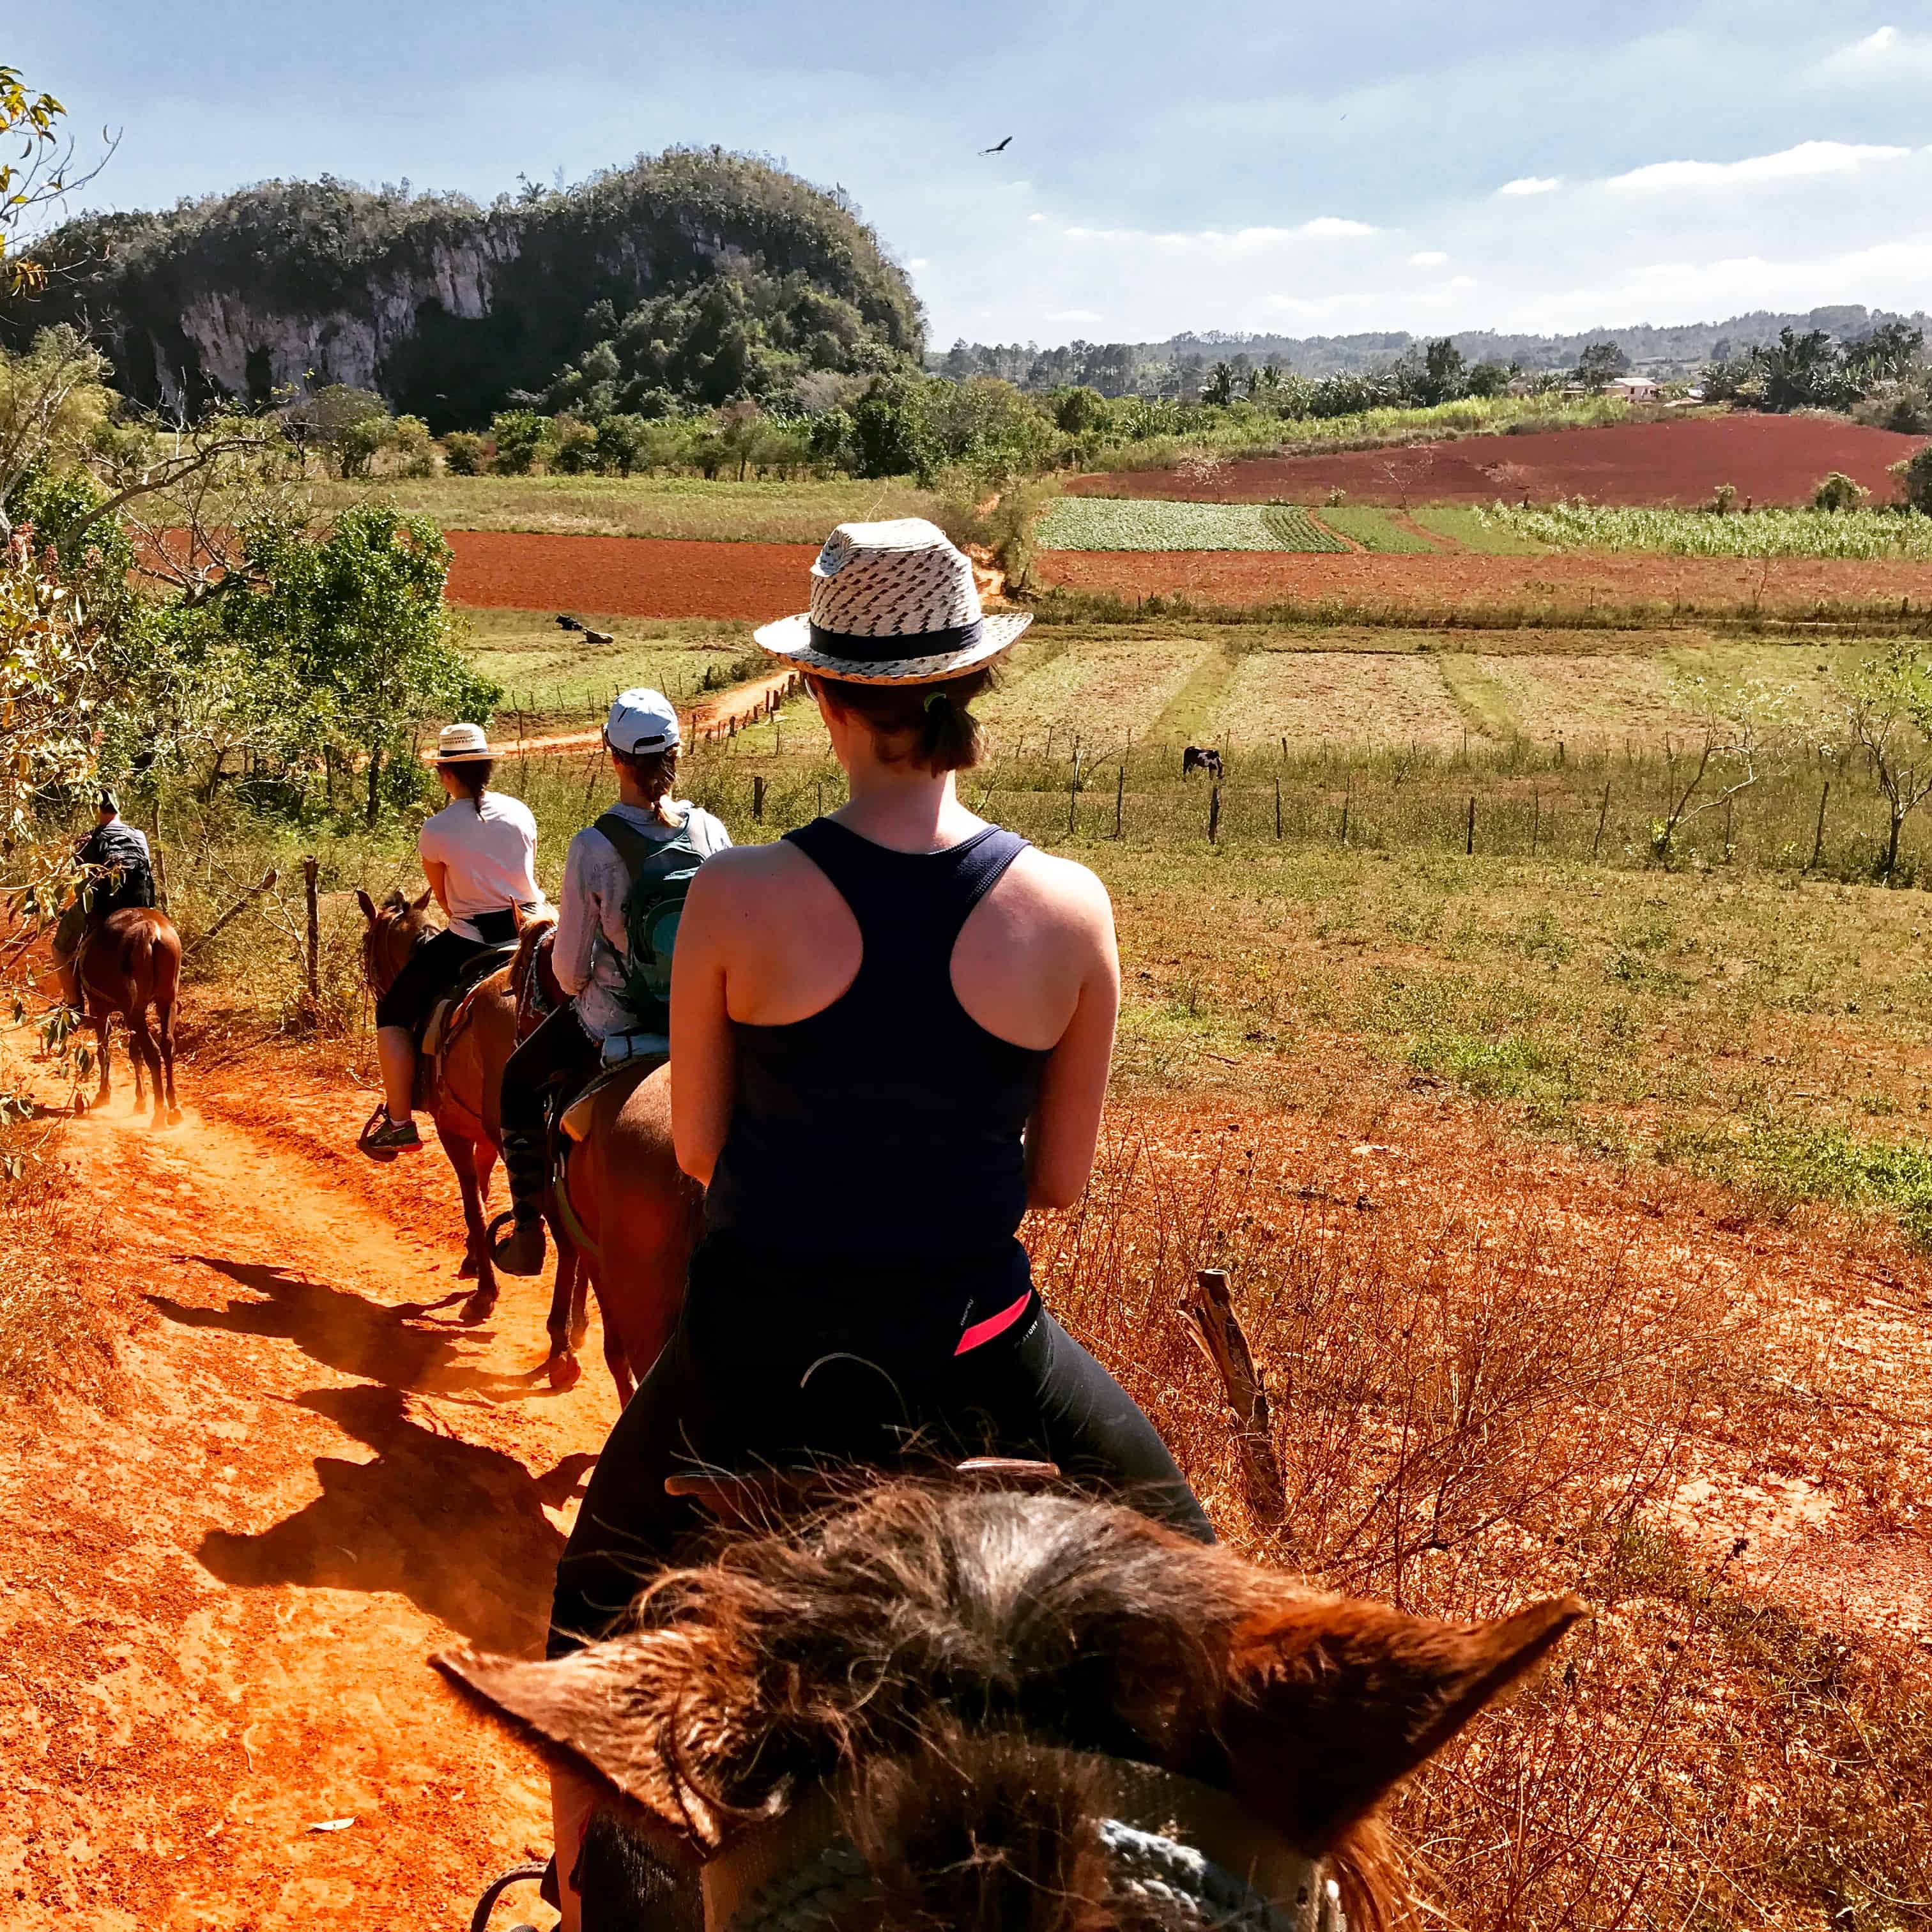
[51,792,155,1009]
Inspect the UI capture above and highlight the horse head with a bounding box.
[441,1478,1580,1929]
[356,887,436,997]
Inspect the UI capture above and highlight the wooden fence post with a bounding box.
[1181,1268,1286,1526]
[1067,773,1078,839]
[752,775,766,822]
[1593,781,1611,859]
[303,856,319,1008]
[1208,780,1221,845]
[1113,763,1125,839]
[1274,776,1282,840]
[1465,795,1475,855]
[1811,780,1830,870]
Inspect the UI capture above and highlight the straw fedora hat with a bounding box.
[434,723,493,763]
[753,518,1031,686]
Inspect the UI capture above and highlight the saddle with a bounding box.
[413,941,519,1107]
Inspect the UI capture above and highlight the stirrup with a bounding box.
[486,1206,547,1276]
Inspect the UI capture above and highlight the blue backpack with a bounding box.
[591,811,702,1033]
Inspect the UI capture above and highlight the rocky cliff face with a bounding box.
[9,153,924,429]
[151,236,509,411]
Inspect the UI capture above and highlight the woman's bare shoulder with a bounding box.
[1000,845,1114,930]
[687,838,818,900]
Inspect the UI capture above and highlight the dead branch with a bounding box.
[1181,1267,1288,1529]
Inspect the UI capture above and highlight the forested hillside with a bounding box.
[4,148,924,430]
[942,305,1932,395]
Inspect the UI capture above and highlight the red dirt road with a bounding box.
[1072,415,1929,507]
[1032,547,1932,617]
[445,531,817,619]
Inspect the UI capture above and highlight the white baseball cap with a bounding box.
[604,687,680,756]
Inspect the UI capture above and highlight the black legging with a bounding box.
[373,927,490,1034]
[500,1002,604,1142]
[549,1231,1212,1656]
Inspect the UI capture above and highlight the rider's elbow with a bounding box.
[1025,1169,1088,1213]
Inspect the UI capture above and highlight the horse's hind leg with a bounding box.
[156,997,181,1123]
[130,1015,165,1129]
[84,1012,112,1114]
[459,1142,498,1280]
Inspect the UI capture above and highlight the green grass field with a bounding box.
[1406,504,1551,553]
[316,474,942,542]
[1311,505,1441,553]
[1491,501,1932,559]
[1036,498,1348,552]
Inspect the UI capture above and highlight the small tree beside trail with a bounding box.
[1837,645,1932,882]
[1650,678,1791,865]
[1813,470,1868,513]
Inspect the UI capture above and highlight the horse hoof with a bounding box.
[459,1289,498,1325]
[167,1108,183,1126]
[548,1352,582,1392]
[457,1253,480,1280]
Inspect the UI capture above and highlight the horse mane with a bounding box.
[616,1483,1405,1928]
[510,904,558,982]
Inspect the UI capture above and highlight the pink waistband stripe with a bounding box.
[953,1289,1034,1356]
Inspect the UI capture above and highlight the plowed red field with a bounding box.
[445,531,816,617]
[1072,415,1928,507]
[1032,548,1932,617]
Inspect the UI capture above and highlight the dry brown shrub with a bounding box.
[1032,1106,1932,1929]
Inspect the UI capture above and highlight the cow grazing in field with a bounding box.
[1183,746,1223,779]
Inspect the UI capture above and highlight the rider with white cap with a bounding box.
[489,687,731,1275]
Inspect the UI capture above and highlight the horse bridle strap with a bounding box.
[700,1751,1338,1932]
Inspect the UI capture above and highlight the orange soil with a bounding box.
[6,1032,1930,1925]
[1071,414,1930,507]
[445,532,818,620]
[1031,548,1932,615]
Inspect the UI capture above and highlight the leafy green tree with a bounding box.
[1574,341,1630,387]
[1200,362,1238,407]
[441,431,487,475]
[1754,328,1853,412]
[1812,471,1867,512]
[1845,321,1924,388]
[805,408,853,470]
[549,417,601,473]
[1894,446,1932,515]
[218,503,498,821]
[1052,385,1109,435]
[1395,337,1468,406]
[1465,360,1512,399]
[848,376,931,479]
[593,413,652,475]
[489,409,548,474]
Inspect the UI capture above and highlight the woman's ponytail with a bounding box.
[809,667,994,774]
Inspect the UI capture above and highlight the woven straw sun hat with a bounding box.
[434,722,493,763]
[753,518,1031,686]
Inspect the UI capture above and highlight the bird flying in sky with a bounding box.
[980,135,1013,155]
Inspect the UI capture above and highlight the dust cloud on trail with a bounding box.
[0,1081,616,1928]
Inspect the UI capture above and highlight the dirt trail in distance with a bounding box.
[1,1069,616,1928]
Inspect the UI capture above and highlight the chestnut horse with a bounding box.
[76,907,182,1129]
[358,890,695,1399]
[445,1476,1583,1930]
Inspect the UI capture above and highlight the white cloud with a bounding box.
[1060,218,1375,251]
[1813,24,1932,85]
[1027,212,1046,223]
[907,256,928,268]
[1607,139,1912,191]
[1299,215,1377,236]
[1409,249,1450,266]
[1498,176,1561,195]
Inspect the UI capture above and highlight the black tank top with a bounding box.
[703,818,1050,1263]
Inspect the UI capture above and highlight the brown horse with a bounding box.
[76,907,182,1129]
[444,1476,1583,1930]
[358,891,696,1399]
[548,1056,700,1404]
[358,888,582,1369]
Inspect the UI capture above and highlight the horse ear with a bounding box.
[1220,1593,1583,1853]
[355,889,377,924]
[412,887,434,912]
[435,1641,721,1867]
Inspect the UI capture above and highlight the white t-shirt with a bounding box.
[417,791,543,941]
[555,801,732,1037]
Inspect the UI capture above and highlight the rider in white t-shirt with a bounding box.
[364,724,544,1158]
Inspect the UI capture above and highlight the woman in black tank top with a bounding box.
[549,522,1207,1665]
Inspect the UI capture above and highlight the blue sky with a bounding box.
[16,2,1932,345]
